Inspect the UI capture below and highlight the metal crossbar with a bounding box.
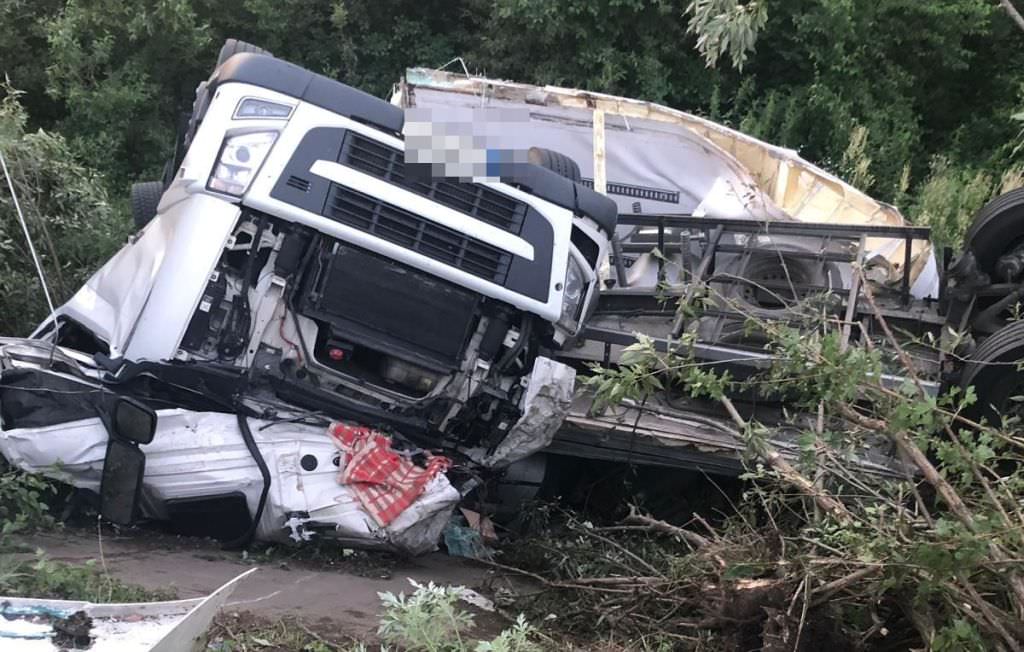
[604,213,934,352]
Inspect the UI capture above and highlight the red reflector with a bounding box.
[328,347,345,361]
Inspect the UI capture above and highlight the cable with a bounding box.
[223,409,271,549]
[218,214,266,360]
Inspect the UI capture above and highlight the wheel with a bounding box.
[528,147,582,183]
[216,39,272,68]
[960,319,1024,424]
[713,248,843,318]
[130,181,164,230]
[956,189,1024,332]
[964,188,1024,280]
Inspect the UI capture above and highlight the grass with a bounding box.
[0,468,173,603]
[0,549,176,602]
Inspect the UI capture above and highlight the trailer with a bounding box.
[395,69,973,478]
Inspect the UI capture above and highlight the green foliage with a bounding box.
[909,157,999,249]
[0,85,130,335]
[0,461,169,605]
[44,0,214,183]
[572,264,1024,647]
[933,618,987,652]
[0,0,65,124]
[377,580,540,652]
[208,614,340,652]
[0,0,1018,221]
[474,615,541,652]
[686,0,768,70]
[378,580,475,651]
[840,124,875,191]
[209,584,543,652]
[0,551,175,602]
[0,467,55,535]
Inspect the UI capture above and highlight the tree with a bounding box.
[687,0,768,70]
[0,86,129,334]
[44,0,214,185]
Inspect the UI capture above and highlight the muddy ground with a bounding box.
[13,526,510,641]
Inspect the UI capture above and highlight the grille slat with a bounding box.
[325,186,511,283]
[339,132,527,234]
[286,175,311,192]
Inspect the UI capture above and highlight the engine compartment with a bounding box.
[175,213,543,450]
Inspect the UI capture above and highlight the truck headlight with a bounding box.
[208,131,278,196]
[559,256,587,331]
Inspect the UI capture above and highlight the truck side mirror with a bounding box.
[114,398,156,445]
[98,397,156,524]
[99,438,146,525]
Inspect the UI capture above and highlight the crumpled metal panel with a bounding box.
[0,406,459,555]
[484,356,576,467]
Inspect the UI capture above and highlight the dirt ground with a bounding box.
[15,527,500,639]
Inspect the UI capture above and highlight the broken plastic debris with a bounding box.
[443,515,493,560]
[459,507,497,543]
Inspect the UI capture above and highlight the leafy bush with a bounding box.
[0,0,1017,209]
[0,84,130,335]
[0,552,175,602]
[378,580,541,652]
[0,468,55,535]
[567,283,1024,649]
[908,157,997,250]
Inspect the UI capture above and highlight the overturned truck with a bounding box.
[2,42,1021,553]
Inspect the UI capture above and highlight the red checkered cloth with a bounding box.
[329,423,451,527]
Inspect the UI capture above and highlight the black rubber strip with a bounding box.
[223,410,272,549]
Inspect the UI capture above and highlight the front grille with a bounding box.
[286,175,311,192]
[325,185,512,283]
[340,132,527,234]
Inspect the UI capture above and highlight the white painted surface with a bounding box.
[0,569,254,652]
[0,406,458,555]
[45,194,239,359]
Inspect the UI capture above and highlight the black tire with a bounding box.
[963,188,1024,278]
[216,39,272,68]
[528,147,582,183]
[714,249,842,318]
[960,319,1024,424]
[130,181,164,230]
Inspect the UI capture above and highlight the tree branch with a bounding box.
[720,394,854,524]
[622,505,712,549]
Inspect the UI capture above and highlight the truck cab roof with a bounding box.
[208,54,616,235]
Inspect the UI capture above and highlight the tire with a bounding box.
[963,188,1024,279]
[216,39,272,68]
[130,181,164,230]
[713,248,842,318]
[960,319,1024,424]
[528,147,582,183]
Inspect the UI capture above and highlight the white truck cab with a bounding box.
[38,46,616,466]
